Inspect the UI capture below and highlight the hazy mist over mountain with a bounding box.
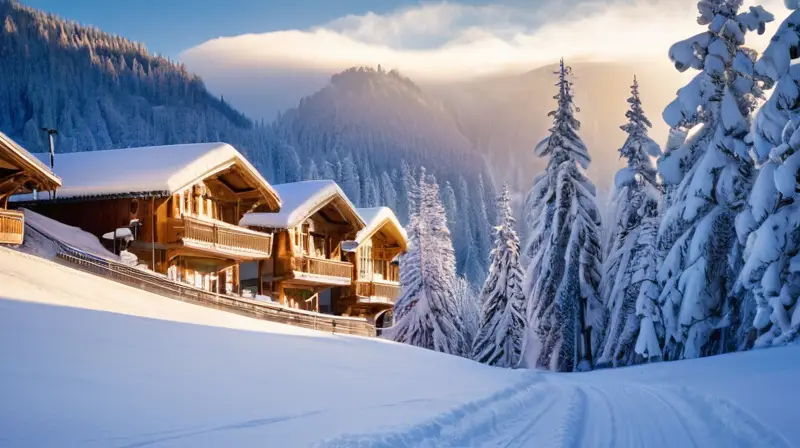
[192,59,686,196]
[179,0,788,193]
[428,60,687,195]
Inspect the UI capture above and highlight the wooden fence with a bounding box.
[53,245,376,337]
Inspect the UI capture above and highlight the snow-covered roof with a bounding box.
[355,207,408,248]
[239,180,363,229]
[0,131,61,193]
[11,143,278,206]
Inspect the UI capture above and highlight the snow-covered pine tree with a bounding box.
[632,204,665,361]
[385,169,464,355]
[472,184,526,367]
[520,59,603,372]
[739,113,800,346]
[596,76,663,367]
[454,276,481,352]
[657,1,773,360]
[738,3,800,348]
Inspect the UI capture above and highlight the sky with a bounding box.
[22,0,539,58]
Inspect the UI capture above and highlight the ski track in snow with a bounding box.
[321,373,794,448]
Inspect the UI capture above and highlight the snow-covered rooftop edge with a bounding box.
[10,142,279,205]
[355,207,408,246]
[0,131,61,188]
[239,180,363,229]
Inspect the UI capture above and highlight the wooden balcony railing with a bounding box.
[355,280,400,302]
[295,256,353,279]
[175,215,273,256]
[0,209,24,245]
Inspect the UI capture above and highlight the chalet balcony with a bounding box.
[0,209,24,245]
[169,215,273,259]
[355,279,400,304]
[292,256,353,286]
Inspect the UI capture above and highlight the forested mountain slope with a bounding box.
[268,66,496,282]
[0,0,252,153]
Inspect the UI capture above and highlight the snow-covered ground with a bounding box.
[1,246,799,447]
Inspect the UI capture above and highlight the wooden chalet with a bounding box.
[239,180,365,312]
[12,142,280,294]
[0,132,61,245]
[342,207,407,324]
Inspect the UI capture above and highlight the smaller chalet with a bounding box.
[239,180,365,311]
[0,132,61,245]
[13,143,280,294]
[342,207,407,321]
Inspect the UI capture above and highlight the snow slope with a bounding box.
[1,247,799,447]
[0,247,519,447]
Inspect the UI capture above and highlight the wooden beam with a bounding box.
[232,264,240,295]
[0,172,28,197]
[257,259,264,296]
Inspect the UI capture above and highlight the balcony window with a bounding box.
[359,242,373,280]
[311,233,327,258]
[183,191,191,216]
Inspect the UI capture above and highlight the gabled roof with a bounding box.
[0,132,61,195]
[11,142,279,209]
[355,207,408,250]
[239,180,364,229]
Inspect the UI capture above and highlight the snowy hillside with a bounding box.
[1,247,799,447]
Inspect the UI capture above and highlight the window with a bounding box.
[183,191,191,216]
[359,242,372,279]
[312,234,326,258]
[192,186,200,216]
[300,224,310,255]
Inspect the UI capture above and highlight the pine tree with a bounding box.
[632,207,664,361]
[520,59,603,372]
[471,175,493,281]
[339,155,361,206]
[738,3,800,348]
[380,170,397,210]
[306,159,321,180]
[596,76,663,367]
[385,169,463,355]
[471,184,526,367]
[454,276,481,352]
[657,1,773,360]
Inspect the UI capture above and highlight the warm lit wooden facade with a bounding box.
[239,180,365,311]
[342,207,407,323]
[13,143,279,293]
[0,132,61,245]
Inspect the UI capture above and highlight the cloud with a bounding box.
[179,0,791,118]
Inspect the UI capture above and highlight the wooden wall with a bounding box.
[21,197,165,243]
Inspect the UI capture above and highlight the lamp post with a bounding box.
[40,128,58,199]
